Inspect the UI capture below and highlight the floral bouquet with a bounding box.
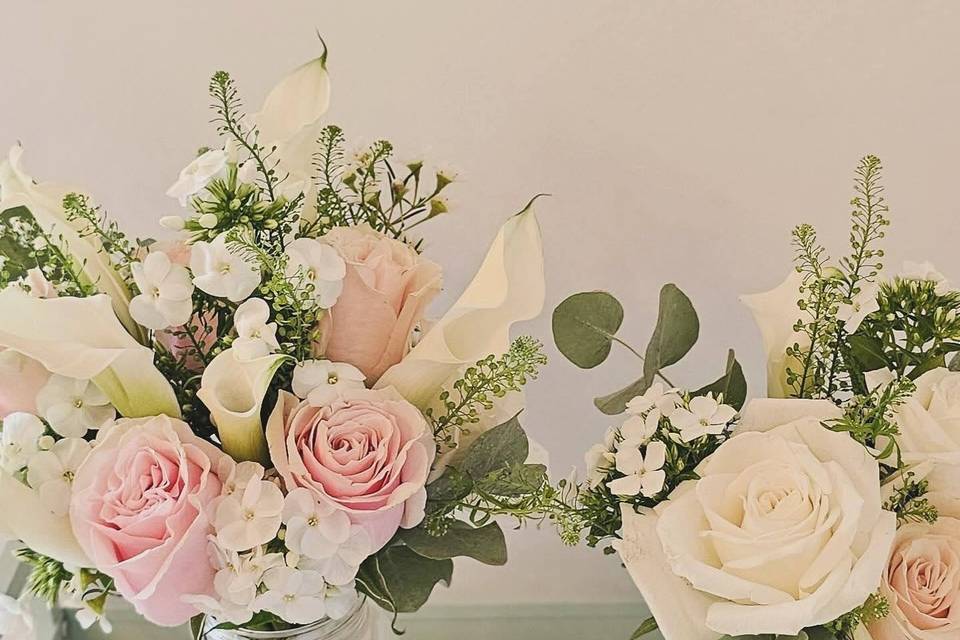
[0,41,555,638]
[551,156,960,640]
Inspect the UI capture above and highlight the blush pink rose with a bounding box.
[318,225,442,383]
[0,350,50,418]
[70,415,232,626]
[266,387,434,551]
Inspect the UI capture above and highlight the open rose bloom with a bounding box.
[0,46,547,633]
[557,159,960,640]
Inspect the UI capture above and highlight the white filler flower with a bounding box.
[671,394,736,443]
[191,233,262,302]
[26,437,91,515]
[254,566,329,624]
[233,298,280,360]
[129,251,194,330]
[291,360,365,404]
[214,464,285,551]
[284,238,346,309]
[36,375,115,438]
[0,593,35,640]
[166,148,228,206]
[0,412,45,473]
[608,440,666,498]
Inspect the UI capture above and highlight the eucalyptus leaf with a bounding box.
[848,334,888,370]
[399,521,507,566]
[693,349,747,410]
[629,616,659,639]
[189,614,205,640]
[552,291,624,368]
[356,546,453,614]
[478,463,547,497]
[643,284,699,384]
[593,376,651,415]
[910,354,947,380]
[460,415,528,480]
[425,467,474,511]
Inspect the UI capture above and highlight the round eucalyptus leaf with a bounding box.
[552,291,624,368]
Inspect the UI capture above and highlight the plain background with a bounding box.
[3,0,960,614]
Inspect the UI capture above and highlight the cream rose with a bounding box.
[866,463,960,639]
[618,401,895,639]
[318,225,442,383]
[893,368,960,465]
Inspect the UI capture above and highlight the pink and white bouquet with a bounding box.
[0,41,552,636]
[553,156,960,640]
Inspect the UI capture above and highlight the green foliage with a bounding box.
[15,549,72,605]
[629,616,658,639]
[307,124,454,246]
[62,192,143,288]
[356,546,453,621]
[427,336,547,450]
[823,593,889,639]
[643,284,700,385]
[693,349,748,410]
[830,377,914,462]
[552,291,624,368]
[398,521,507,566]
[884,470,938,524]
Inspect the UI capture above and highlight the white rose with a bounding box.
[893,368,960,465]
[867,463,960,639]
[618,401,895,639]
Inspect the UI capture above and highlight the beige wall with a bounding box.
[3,1,960,608]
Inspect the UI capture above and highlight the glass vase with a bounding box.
[196,597,377,640]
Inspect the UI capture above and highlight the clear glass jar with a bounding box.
[197,597,376,640]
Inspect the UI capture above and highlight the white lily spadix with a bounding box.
[197,348,287,464]
[0,145,143,342]
[0,290,179,418]
[375,199,546,408]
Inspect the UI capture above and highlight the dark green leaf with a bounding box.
[552,291,624,368]
[460,415,528,480]
[426,467,474,509]
[399,521,507,566]
[950,352,960,372]
[910,354,946,380]
[629,616,659,638]
[356,546,453,614]
[643,284,699,384]
[693,349,747,410]
[594,376,651,415]
[478,463,547,497]
[189,614,205,639]
[848,334,888,370]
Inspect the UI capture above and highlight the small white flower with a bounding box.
[670,394,736,443]
[75,608,111,634]
[620,411,660,444]
[158,215,185,231]
[323,582,359,620]
[0,412,45,474]
[35,375,115,438]
[220,460,268,498]
[0,593,35,640]
[214,465,285,551]
[190,233,262,302]
[625,383,681,417]
[26,437,91,515]
[192,541,284,624]
[291,360,366,403]
[254,566,329,624]
[902,260,950,295]
[18,268,56,298]
[166,148,229,206]
[129,251,195,330]
[836,281,881,332]
[282,488,372,585]
[233,298,280,360]
[285,238,346,309]
[584,443,615,489]
[607,440,667,498]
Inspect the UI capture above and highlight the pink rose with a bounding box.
[0,350,50,418]
[70,415,232,626]
[266,387,434,551]
[319,225,442,382]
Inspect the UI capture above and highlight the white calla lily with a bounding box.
[0,290,179,418]
[741,270,806,398]
[375,201,545,408]
[197,348,287,463]
[254,50,330,146]
[0,145,142,342]
[0,471,91,567]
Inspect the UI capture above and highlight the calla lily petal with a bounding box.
[375,201,545,408]
[254,53,330,147]
[197,348,287,463]
[740,270,806,398]
[0,145,142,342]
[0,471,90,567]
[0,290,179,418]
